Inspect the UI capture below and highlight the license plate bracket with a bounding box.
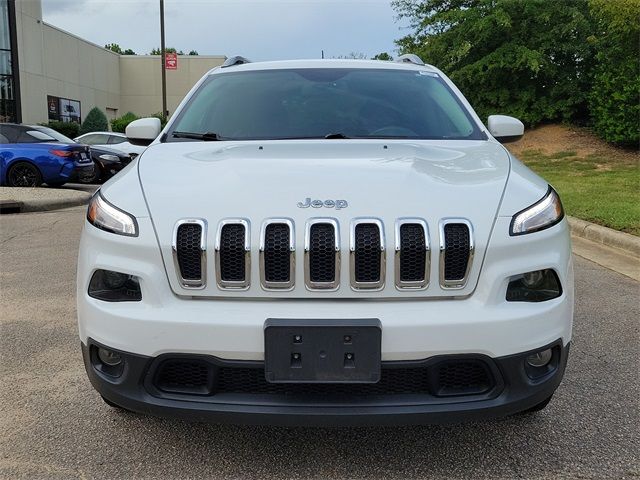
[264,318,381,383]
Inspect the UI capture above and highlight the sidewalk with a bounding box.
[0,186,92,214]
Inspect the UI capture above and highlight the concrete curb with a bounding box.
[0,187,91,214]
[568,216,640,258]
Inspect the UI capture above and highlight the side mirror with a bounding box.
[487,115,524,143]
[126,118,162,146]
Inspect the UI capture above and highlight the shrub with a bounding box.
[41,121,80,139]
[589,0,640,146]
[110,112,138,133]
[79,107,108,135]
[151,112,168,129]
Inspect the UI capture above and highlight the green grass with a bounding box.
[520,150,640,236]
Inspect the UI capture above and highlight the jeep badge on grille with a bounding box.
[297,198,348,210]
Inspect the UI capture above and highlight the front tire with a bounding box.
[6,162,42,187]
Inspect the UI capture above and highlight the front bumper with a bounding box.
[83,339,570,426]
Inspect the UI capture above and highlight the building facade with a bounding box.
[3,0,225,125]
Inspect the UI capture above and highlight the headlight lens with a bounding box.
[87,192,138,236]
[510,187,564,236]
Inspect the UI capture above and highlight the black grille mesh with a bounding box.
[219,224,246,282]
[354,223,382,283]
[155,359,213,395]
[399,223,426,282]
[264,223,291,283]
[175,223,202,280]
[435,360,491,396]
[153,359,494,397]
[309,223,336,283]
[443,223,471,281]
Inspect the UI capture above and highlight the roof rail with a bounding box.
[395,54,425,66]
[221,56,251,68]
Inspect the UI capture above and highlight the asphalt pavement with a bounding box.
[1,207,638,479]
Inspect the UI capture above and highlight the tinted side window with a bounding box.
[0,125,19,143]
[82,134,110,145]
[108,135,127,144]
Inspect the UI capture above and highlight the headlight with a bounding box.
[87,192,138,236]
[510,187,564,236]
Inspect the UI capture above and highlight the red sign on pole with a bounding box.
[165,52,178,70]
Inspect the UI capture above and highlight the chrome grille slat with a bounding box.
[350,218,385,291]
[395,218,429,290]
[215,219,251,290]
[172,219,207,289]
[260,219,295,290]
[304,218,340,291]
[439,219,474,289]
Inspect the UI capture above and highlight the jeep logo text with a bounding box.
[297,198,348,210]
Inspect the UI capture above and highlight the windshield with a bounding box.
[168,68,484,141]
[32,126,75,144]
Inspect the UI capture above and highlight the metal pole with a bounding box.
[160,0,167,118]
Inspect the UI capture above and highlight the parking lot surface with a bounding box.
[1,207,638,479]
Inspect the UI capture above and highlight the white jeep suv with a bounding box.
[77,56,573,425]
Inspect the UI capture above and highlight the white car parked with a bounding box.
[74,131,146,158]
[77,56,573,426]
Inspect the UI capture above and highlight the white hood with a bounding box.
[138,139,510,298]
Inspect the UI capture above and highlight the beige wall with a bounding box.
[119,55,225,117]
[14,0,225,126]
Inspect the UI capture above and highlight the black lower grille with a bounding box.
[263,223,291,283]
[354,223,382,283]
[309,223,336,283]
[399,223,427,282]
[152,358,494,398]
[155,359,214,395]
[443,223,471,281]
[219,224,246,282]
[175,223,203,281]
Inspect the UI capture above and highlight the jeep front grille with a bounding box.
[215,219,250,289]
[395,219,429,289]
[439,219,474,289]
[350,219,385,290]
[172,219,206,289]
[173,217,474,293]
[305,219,340,290]
[260,219,295,290]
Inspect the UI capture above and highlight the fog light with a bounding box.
[526,348,552,368]
[88,269,141,302]
[98,347,122,366]
[506,269,562,302]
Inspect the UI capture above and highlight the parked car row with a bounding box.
[0,124,141,187]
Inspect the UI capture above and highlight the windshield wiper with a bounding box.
[172,131,228,141]
[324,133,352,139]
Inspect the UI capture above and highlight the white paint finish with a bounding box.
[125,118,161,143]
[487,115,525,140]
[137,140,510,298]
[77,215,573,360]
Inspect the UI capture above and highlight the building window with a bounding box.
[0,0,18,123]
[47,95,82,123]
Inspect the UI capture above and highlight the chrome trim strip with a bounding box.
[171,218,207,289]
[439,218,474,290]
[350,218,385,291]
[304,218,340,291]
[215,218,251,290]
[259,218,295,291]
[394,218,430,290]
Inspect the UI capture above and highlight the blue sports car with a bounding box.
[0,123,95,187]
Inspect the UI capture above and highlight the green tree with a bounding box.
[105,43,136,55]
[188,50,199,56]
[392,0,596,125]
[150,47,185,55]
[372,52,393,61]
[588,0,639,145]
[110,112,139,133]
[41,121,79,139]
[79,107,108,135]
